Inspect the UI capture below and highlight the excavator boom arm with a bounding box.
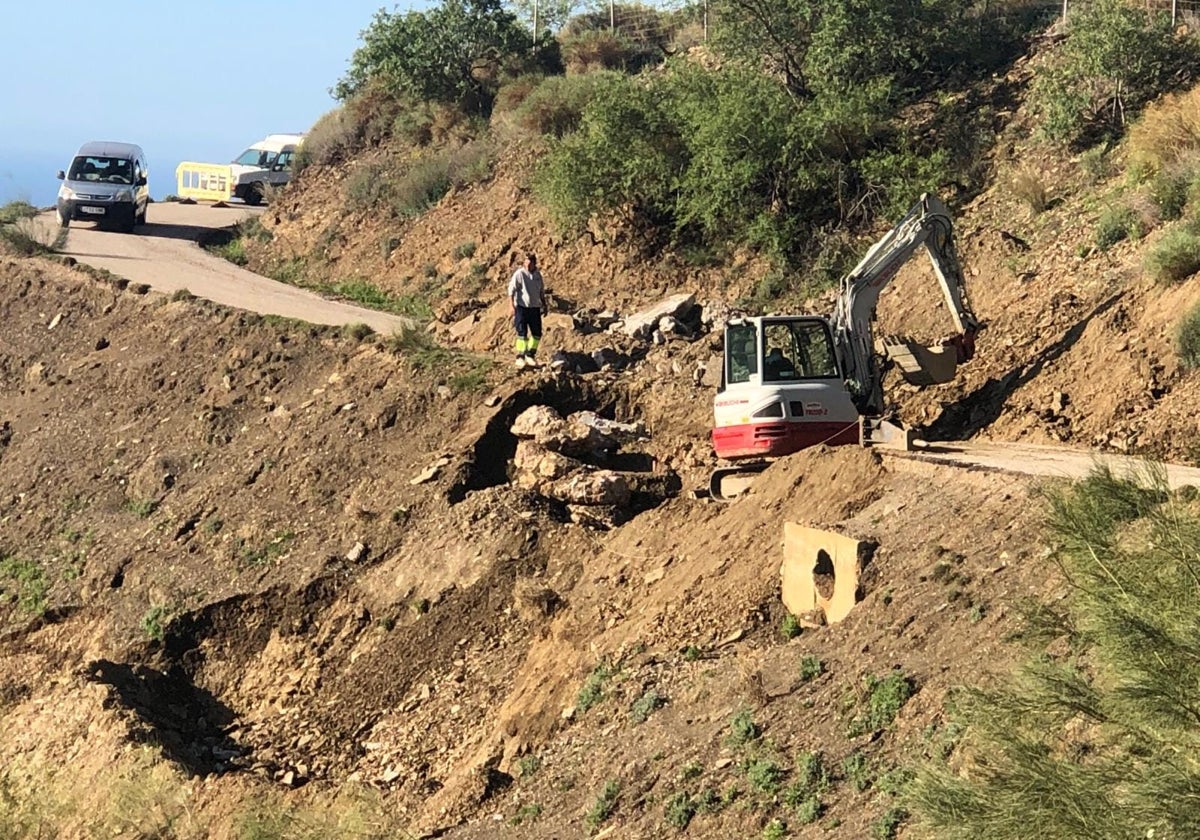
[831,193,980,415]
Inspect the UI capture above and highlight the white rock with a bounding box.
[621,293,696,340]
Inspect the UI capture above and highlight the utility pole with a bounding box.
[533,0,539,44]
[610,0,615,32]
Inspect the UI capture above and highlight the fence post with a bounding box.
[1062,0,1068,26]
[1173,0,1178,26]
[533,0,538,44]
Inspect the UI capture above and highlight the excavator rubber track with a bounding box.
[708,461,771,502]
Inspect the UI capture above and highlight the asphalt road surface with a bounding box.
[43,202,414,335]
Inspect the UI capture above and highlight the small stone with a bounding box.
[346,542,367,562]
[47,313,63,330]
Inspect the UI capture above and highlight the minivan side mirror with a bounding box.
[56,170,65,180]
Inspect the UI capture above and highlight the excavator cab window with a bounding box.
[763,320,838,381]
[726,322,758,385]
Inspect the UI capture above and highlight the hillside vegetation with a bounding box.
[6,0,1200,838]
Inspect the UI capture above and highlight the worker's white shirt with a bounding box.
[508,267,544,308]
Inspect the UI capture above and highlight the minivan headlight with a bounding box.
[115,189,133,202]
[58,185,75,200]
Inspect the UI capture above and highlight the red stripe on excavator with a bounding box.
[711,420,860,460]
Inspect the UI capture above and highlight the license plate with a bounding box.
[80,206,106,215]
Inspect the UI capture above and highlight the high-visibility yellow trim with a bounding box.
[176,162,234,202]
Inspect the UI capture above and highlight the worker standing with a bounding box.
[508,252,545,369]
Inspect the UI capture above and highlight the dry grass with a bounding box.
[1009,166,1049,216]
[1127,85,1200,177]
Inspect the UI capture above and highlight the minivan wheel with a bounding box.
[56,208,70,228]
[243,184,263,206]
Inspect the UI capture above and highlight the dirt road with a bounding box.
[894,439,1200,489]
[46,202,414,335]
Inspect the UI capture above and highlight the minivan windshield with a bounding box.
[68,156,133,184]
[234,148,278,168]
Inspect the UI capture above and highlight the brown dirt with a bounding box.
[4,68,1200,840]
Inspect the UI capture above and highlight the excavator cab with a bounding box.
[713,317,860,459]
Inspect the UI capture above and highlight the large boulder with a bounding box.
[511,405,617,458]
[511,441,578,490]
[544,470,630,506]
[621,294,696,340]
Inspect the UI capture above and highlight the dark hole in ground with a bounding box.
[88,659,242,777]
[813,549,836,601]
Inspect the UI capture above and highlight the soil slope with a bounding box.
[4,62,1200,840]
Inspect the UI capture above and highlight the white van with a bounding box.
[229,133,304,205]
[55,141,149,232]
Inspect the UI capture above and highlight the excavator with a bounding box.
[709,193,982,500]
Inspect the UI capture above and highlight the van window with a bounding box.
[234,148,278,168]
[69,156,134,185]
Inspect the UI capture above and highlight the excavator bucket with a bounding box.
[878,336,959,386]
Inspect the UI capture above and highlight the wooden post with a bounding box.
[1062,0,1068,26]
[533,0,539,44]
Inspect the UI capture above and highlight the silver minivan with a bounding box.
[56,141,149,232]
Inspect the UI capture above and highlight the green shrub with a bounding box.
[872,807,908,840]
[799,655,825,682]
[141,604,170,642]
[1149,165,1194,221]
[1145,224,1200,284]
[727,709,761,746]
[0,556,48,616]
[510,802,542,826]
[0,201,38,224]
[1078,145,1112,185]
[495,72,615,140]
[452,240,476,259]
[908,467,1200,839]
[1094,204,1140,250]
[780,613,801,640]
[848,671,915,736]
[762,818,787,840]
[577,660,617,712]
[745,757,785,794]
[664,790,697,829]
[585,780,620,829]
[630,688,666,724]
[1175,302,1200,369]
[842,751,870,791]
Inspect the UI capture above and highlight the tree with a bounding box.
[335,0,531,115]
[1033,0,1199,143]
[711,0,947,101]
[506,0,578,38]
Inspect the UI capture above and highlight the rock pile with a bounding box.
[509,405,677,528]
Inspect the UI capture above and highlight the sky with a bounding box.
[0,1,427,205]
